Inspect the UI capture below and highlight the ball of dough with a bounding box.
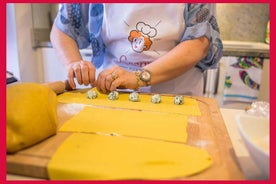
[174,95,184,105]
[6,83,58,153]
[87,89,98,99]
[151,94,162,104]
[129,92,140,102]
[108,91,119,100]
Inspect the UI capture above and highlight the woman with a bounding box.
[50,3,223,95]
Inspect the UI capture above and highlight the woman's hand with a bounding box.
[66,60,96,89]
[96,66,138,93]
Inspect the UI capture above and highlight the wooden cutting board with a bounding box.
[6,94,245,180]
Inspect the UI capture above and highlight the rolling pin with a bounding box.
[43,80,73,95]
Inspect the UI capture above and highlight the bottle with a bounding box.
[265,19,270,44]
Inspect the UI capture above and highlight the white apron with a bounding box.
[100,3,204,96]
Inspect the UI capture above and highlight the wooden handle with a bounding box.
[64,80,74,91]
[43,81,66,95]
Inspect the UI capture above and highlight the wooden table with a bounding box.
[6,95,244,180]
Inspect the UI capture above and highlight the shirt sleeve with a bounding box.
[182,4,223,71]
[54,3,90,49]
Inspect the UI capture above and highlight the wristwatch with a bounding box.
[137,69,152,86]
[135,68,151,88]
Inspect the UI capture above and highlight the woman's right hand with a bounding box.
[66,60,96,89]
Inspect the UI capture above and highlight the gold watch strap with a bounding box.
[134,71,143,90]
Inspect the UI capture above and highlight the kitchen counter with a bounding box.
[220,108,267,180]
[7,107,266,180]
[223,40,270,58]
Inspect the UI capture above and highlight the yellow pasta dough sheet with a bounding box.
[60,106,188,143]
[57,89,201,116]
[47,133,212,180]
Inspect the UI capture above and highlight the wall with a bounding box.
[217,3,269,42]
[216,4,270,104]
[6,4,20,79]
[31,4,51,29]
[6,4,41,82]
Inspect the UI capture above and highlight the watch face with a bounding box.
[140,70,151,82]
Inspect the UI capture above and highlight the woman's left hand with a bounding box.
[96,66,138,93]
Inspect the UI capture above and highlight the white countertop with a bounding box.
[7,108,266,180]
[222,40,270,58]
[220,108,266,180]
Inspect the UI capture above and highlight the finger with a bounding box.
[85,61,96,86]
[80,62,89,86]
[110,71,135,91]
[110,71,119,81]
[96,68,117,93]
[72,63,83,85]
[110,79,120,92]
[97,71,108,93]
[105,74,114,91]
[110,75,125,91]
[67,68,76,89]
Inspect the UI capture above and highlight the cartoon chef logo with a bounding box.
[128,22,157,53]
